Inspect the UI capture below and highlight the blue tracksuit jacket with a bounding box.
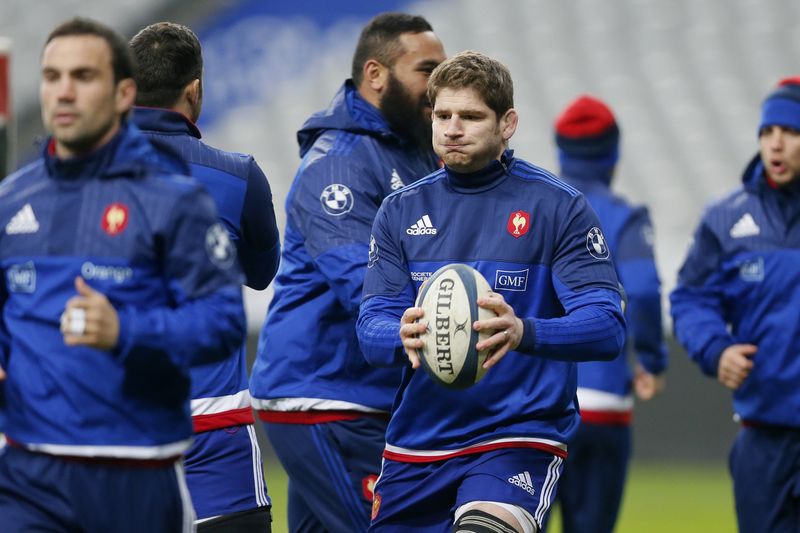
[561,159,667,423]
[357,150,626,461]
[249,81,441,417]
[671,154,800,428]
[133,107,280,433]
[0,122,245,458]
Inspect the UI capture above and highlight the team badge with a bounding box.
[205,223,236,269]
[507,210,530,238]
[586,227,610,259]
[371,492,382,520]
[368,235,379,268]
[320,184,354,216]
[362,474,378,501]
[102,203,129,236]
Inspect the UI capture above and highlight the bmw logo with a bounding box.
[320,184,354,216]
[586,227,610,260]
[205,223,236,269]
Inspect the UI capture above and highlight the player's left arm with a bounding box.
[512,194,626,362]
[616,208,668,374]
[237,158,281,290]
[616,208,668,397]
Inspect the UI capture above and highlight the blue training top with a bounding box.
[358,150,625,461]
[671,154,800,428]
[249,81,441,417]
[133,107,280,433]
[0,122,245,458]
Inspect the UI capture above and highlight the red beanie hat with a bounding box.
[554,95,619,158]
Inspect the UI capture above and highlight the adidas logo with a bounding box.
[508,471,536,496]
[390,169,405,191]
[6,204,40,234]
[406,214,437,236]
[729,213,760,238]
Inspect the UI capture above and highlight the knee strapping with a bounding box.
[454,509,519,533]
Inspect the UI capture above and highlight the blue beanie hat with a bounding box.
[759,76,800,134]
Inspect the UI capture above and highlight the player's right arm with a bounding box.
[670,214,743,378]
[717,343,757,390]
[357,201,417,367]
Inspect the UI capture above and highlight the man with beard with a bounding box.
[249,12,445,533]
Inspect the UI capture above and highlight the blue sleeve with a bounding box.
[670,216,732,377]
[0,282,8,370]
[358,202,414,366]
[290,151,381,314]
[114,185,246,368]
[357,293,412,367]
[616,208,668,374]
[520,194,626,361]
[238,159,281,290]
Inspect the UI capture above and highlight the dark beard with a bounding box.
[380,72,432,150]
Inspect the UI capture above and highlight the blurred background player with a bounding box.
[248,12,446,532]
[0,17,245,532]
[670,77,800,533]
[549,95,668,533]
[357,51,625,533]
[130,22,280,532]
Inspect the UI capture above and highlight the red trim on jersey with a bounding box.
[257,410,391,424]
[383,440,568,463]
[580,409,633,426]
[192,407,254,433]
[5,437,181,468]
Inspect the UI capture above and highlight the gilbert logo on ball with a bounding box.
[414,264,497,389]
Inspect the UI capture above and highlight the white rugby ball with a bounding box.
[415,264,497,389]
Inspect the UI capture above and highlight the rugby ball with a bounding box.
[415,264,497,389]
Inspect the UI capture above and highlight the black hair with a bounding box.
[129,22,202,108]
[351,13,433,86]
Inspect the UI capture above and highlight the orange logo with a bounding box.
[102,203,129,236]
[507,210,530,238]
[371,492,381,521]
